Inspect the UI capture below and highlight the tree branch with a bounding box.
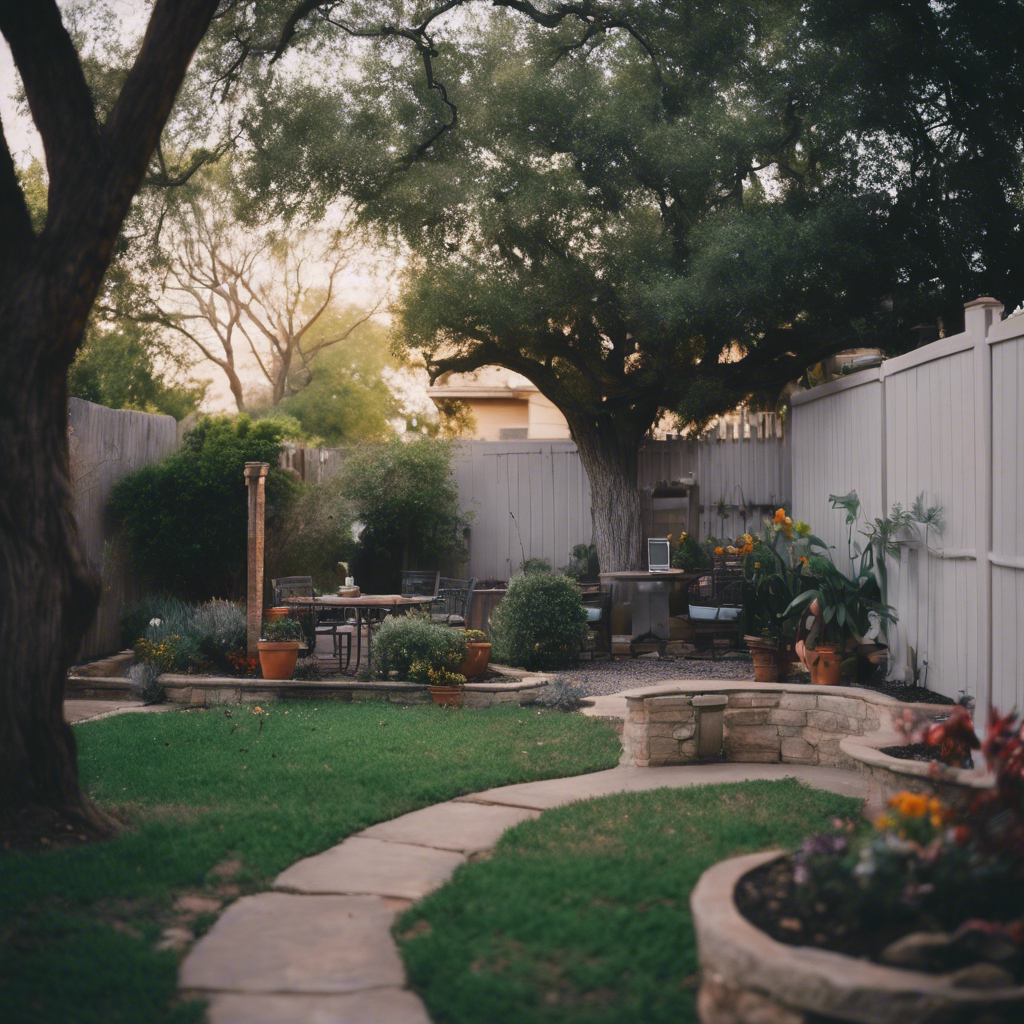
[0,2,101,197]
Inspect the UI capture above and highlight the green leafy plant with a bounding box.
[371,615,468,679]
[260,618,303,642]
[341,435,470,593]
[559,543,600,581]
[489,571,589,671]
[409,663,466,687]
[671,534,713,572]
[463,629,488,644]
[110,415,296,600]
[520,556,552,575]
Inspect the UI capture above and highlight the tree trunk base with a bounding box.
[1,797,119,853]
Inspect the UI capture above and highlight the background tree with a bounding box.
[145,166,385,412]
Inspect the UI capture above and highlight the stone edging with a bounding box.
[691,849,1024,1024]
[620,681,949,769]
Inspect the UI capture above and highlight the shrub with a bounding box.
[520,556,552,575]
[371,615,468,679]
[489,571,589,671]
[292,656,324,681]
[409,664,466,687]
[120,594,192,650]
[109,414,297,600]
[341,435,469,593]
[127,662,165,704]
[537,677,590,712]
[131,599,248,674]
[560,543,600,581]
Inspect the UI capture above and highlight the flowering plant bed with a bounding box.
[734,708,1024,987]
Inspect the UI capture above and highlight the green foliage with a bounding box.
[519,557,551,575]
[132,599,248,675]
[489,572,588,671]
[3,705,620,1024]
[265,476,356,594]
[273,318,400,444]
[341,435,469,593]
[120,594,193,652]
[68,323,206,420]
[671,535,713,573]
[260,618,303,642]
[109,415,296,600]
[559,543,600,581]
[371,615,468,680]
[396,781,862,1024]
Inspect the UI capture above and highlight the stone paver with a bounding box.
[179,893,406,994]
[181,759,871,1022]
[205,990,432,1024]
[64,699,172,723]
[274,836,466,900]
[358,800,540,854]
[457,762,868,811]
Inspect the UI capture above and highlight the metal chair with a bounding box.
[401,570,441,599]
[271,576,349,663]
[685,560,744,659]
[431,577,477,627]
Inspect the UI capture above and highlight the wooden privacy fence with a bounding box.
[790,297,1023,716]
[68,399,180,661]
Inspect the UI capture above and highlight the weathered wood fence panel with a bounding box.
[68,399,180,661]
[791,298,1023,717]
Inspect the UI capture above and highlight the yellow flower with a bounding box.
[794,521,812,538]
[666,533,673,544]
[754,562,761,569]
[874,814,894,830]
[726,545,737,554]
[784,516,792,526]
[889,792,929,818]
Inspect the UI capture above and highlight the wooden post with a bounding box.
[245,462,270,657]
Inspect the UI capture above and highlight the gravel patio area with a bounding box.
[556,653,756,696]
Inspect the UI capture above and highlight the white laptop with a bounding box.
[647,537,671,572]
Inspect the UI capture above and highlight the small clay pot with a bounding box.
[428,685,462,708]
[264,607,291,622]
[257,640,300,680]
[808,644,841,686]
[745,636,781,683]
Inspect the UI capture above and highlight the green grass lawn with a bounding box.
[396,780,863,1024]
[0,703,621,1024]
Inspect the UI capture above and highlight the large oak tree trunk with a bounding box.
[568,414,648,574]
[0,285,106,831]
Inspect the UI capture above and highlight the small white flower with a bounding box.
[149,617,162,627]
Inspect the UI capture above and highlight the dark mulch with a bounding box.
[856,680,955,705]
[736,855,1023,982]
[0,804,118,854]
[880,742,975,770]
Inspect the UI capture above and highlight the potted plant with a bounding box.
[411,662,467,707]
[257,617,303,681]
[670,532,714,574]
[458,629,491,678]
[784,556,895,685]
[263,606,291,622]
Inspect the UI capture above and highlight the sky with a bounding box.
[0,2,434,419]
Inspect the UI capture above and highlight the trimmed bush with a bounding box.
[109,415,296,600]
[537,677,590,712]
[489,572,589,671]
[371,615,468,680]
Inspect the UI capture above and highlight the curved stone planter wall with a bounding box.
[691,850,1024,1024]
[620,682,947,769]
[841,733,992,805]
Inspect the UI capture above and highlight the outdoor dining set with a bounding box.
[272,572,476,675]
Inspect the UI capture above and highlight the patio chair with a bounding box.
[401,570,441,599]
[271,576,349,661]
[431,577,477,627]
[685,560,744,659]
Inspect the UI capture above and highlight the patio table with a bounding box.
[281,594,434,675]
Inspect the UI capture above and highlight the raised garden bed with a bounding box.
[692,849,1024,1024]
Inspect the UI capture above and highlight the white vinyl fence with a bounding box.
[791,298,1024,716]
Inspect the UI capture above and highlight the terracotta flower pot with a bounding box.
[428,685,462,708]
[807,643,841,686]
[257,640,300,680]
[264,607,291,622]
[458,642,491,679]
[744,636,781,683]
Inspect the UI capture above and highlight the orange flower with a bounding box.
[800,556,807,564]
[774,508,786,523]
[714,546,724,556]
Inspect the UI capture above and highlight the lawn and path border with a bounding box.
[178,752,869,1024]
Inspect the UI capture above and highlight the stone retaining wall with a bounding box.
[621,683,943,769]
